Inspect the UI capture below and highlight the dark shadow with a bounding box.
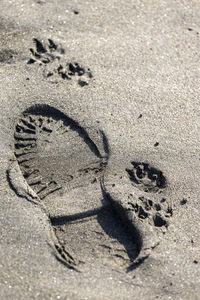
[101,183,143,254]
[100,130,110,158]
[96,204,139,262]
[50,206,107,226]
[51,195,140,266]
[23,104,110,161]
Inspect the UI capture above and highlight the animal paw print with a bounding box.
[27,38,65,65]
[125,162,172,234]
[27,38,93,86]
[126,162,166,193]
[102,160,172,265]
[56,62,93,87]
[127,195,172,229]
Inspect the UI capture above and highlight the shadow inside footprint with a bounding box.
[10,104,140,272]
[97,204,139,264]
[50,202,139,269]
[102,161,172,269]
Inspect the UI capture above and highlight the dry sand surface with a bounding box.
[0,0,200,299]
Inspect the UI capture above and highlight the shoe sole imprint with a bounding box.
[8,104,139,271]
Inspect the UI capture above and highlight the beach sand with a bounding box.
[0,0,200,299]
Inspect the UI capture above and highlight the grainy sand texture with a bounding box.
[0,1,200,299]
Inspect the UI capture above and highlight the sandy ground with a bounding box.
[0,0,200,299]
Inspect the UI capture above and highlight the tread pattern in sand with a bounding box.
[14,105,103,199]
[13,105,138,271]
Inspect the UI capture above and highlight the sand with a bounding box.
[0,0,200,299]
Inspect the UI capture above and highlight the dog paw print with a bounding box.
[27,38,93,86]
[56,62,93,87]
[27,38,64,65]
[126,162,166,193]
[127,195,172,230]
[103,161,172,266]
